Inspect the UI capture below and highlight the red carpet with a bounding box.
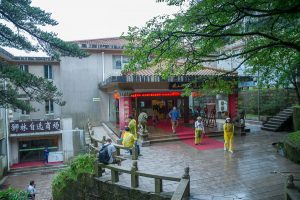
[11,161,64,169]
[156,120,224,151]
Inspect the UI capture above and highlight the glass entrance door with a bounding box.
[19,138,58,162]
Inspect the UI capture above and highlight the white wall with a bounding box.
[12,63,62,120]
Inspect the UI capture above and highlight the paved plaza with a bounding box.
[1,124,300,200]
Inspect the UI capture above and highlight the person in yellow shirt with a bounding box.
[223,117,234,153]
[122,127,140,155]
[128,116,137,139]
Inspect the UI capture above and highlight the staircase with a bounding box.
[148,130,223,144]
[261,106,293,132]
[9,164,67,176]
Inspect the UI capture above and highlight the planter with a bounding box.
[284,131,300,164]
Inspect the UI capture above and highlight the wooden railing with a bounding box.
[87,121,190,199]
[95,160,190,200]
[87,121,138,160]
[284,174,300,200]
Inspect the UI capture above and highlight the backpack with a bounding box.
[98,144,111,164]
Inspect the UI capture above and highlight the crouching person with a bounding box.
[99,138,121,165]
[122,127,141,156]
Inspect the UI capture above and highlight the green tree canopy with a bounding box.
[124,0,300,102]
[0,0,87,110]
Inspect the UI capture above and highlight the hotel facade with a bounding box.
[0,37,239,171]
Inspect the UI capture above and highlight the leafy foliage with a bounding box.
[239,89,297,116]
[0,0,87,58]
[124,0,300,99]
[0,0,87,110]
[0,187,28,200]
[52,154,96,199]
[0,62,64,111]
[287,131,300,146]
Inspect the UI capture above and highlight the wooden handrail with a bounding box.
[171,179,190,200]
[95,161,190,199]
[87,121,138,160]
[136,171,181,182]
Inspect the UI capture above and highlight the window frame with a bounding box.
[44,65,53,79]
[45,100,54,114]
[19,65,29,72]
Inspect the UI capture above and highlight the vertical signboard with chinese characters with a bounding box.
[10,120,61,134]
[119,96,132,130]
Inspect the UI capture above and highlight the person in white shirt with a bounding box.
[195,116,205,145]
[27,180,36,200]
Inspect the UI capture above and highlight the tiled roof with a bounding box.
[128,66,235,77]
[71,37,127,49]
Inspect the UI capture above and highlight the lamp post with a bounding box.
[257,70,260,121]
[4,80,11,171]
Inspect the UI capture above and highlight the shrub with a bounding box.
[52,154,96,200]
[284,131,300,164]
[0,188,28,200]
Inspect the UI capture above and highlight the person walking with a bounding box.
[168,106,180,134]
[27,180,36,200]
[122,127,140,156]
[195,116,205,145]
[128,115,137,139]
[223,117,234,153]
[43,147,49,164]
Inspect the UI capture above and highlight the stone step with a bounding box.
[267,121,284,126]
[261,126,277,131]
[269,118,285,123]
[149,132,223,144]
[149,135,195,144]
[263,123,280,129]
[9,164,67,175]
[149,132,194,140]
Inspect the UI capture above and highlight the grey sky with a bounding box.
[4,0,179,56]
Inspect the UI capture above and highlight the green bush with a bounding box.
[284,131,300,164]
[0,188,28,200]
[52,154,96,200]
[239,89,297,116]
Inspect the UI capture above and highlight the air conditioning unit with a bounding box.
[218,100,228,112]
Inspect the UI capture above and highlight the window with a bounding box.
[19,65,28,72]
[44,65,53,79]
[112,55,129,69]
[45,100,54,114]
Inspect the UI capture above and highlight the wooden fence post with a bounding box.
[155,178,163,193]
[95,161,103,177]
[111,169,119,183]
[132,145,138,160]
[182,167,190,197]
[102,136,106,144]
[131,160,139,188]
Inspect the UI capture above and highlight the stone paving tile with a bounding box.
[2,130,300,200]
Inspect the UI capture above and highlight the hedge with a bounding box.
[284,131,300,164]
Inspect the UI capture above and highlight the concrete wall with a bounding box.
[53,173,171,200]
[61,118,74,162]
[60,53,118,127]
[12,63,62,121]
[10,138,18,164]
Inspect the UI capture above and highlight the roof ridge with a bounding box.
[69,37,123,43]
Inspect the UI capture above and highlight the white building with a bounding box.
[0,37,239,167]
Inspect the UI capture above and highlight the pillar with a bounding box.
[228,93,238,119]
[119,91,133,130]
[183,97,189,123]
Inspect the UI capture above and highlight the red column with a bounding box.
[119,92,132,130]
[228,93,238,119]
